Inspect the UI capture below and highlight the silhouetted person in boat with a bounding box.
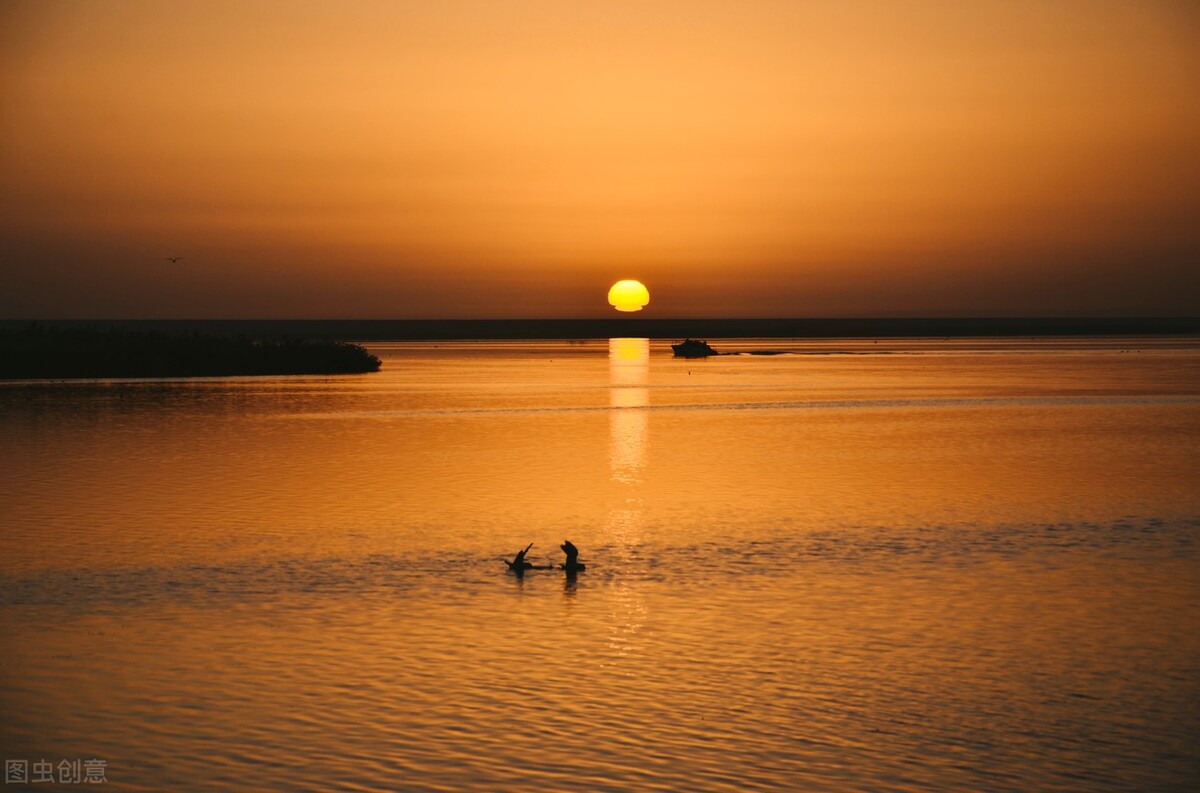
[507,543,534,573]
[560,540,586,572]
[506,543,554,574]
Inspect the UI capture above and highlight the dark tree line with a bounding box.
[0,325,381,378]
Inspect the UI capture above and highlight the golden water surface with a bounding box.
[2,338,1198,791]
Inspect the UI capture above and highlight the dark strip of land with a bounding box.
[0,325,381,379]
[2,317,1196,342]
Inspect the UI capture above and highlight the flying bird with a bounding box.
[165,256,182,263]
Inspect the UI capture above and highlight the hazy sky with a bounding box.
[2,0,1198,318]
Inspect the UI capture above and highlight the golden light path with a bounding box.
[607,280,650,312]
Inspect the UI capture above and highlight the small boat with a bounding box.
[671,338,718,357]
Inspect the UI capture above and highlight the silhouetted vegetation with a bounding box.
[0,325,381,379]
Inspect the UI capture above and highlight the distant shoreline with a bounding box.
[0,326,381,379]
[1,317,1196,342]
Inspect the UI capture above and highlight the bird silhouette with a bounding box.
[165,256,182,263]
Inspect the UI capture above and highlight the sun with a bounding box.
[607,279,650,312]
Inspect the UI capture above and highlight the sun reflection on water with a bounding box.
[605,338,651,651]
[608,337,649,486]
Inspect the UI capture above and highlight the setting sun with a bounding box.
[607,280,650,312]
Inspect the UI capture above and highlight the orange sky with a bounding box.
[2,0,1198,318]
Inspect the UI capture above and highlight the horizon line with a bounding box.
[4,316,1196,341]
[4,314,1199,323]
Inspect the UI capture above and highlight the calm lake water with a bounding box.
[2,337,1198,791]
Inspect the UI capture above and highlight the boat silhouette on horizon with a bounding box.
[671,339,719,358]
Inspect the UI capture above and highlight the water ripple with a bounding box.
[3,517,1194,609]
